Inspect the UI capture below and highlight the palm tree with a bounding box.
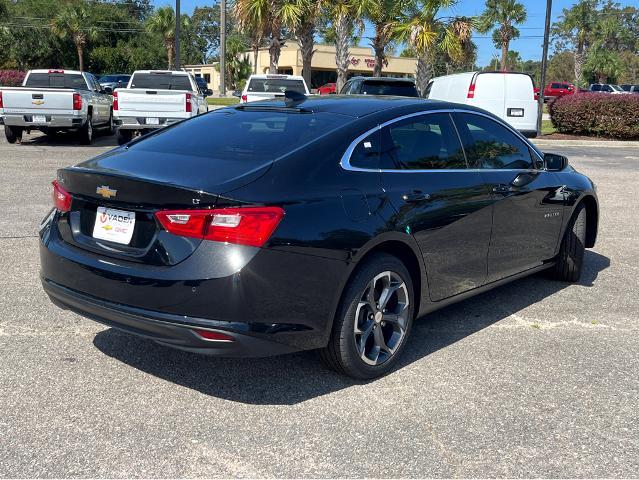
[50,3,97,71]
[477,0,526,72]
[364,0,410,77]
[292,0,324,87]
[146,6,189,70]
[235,0,304,74]
[393,1,474,95]
[325,1,366,92]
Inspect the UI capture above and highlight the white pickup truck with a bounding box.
[0,69,114,144]
[238,74,310,103]
[114,70,208,144]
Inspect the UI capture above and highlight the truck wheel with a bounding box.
[4,125,23,144]
[116,128,133,145]
[106,110,114,135]
[79,117,93,145]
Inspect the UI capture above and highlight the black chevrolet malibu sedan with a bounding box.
[40,96,598,379]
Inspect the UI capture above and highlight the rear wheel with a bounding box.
[550,203,587,282]
[4,125,23,144]
[79,116,93,145]
[106,109,114,135]
[116,128,133,145]
[320,253,415,379]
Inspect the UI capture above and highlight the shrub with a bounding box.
[549,92,639,139]
[0,70,26,87]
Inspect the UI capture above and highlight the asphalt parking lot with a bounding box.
[1,130,638,477]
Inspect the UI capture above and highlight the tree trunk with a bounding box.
[268,19,282,74]
[297,24,315,89]
[500,40,509,72]
[76,43,84,72]
[415,52,433,96]
[253,44,259,73]
[166,39,174,70]
[334,12,351,92]
[372,24,385,77]
[574,47,585,86]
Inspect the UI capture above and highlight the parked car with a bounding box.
[425,71,538,137]
[194,76,213,96]
[238,74,309,103]
[317,82,337,95]
[340,77,419,97]
[620,84,639,94]
[113,70,208,145]
[0,69,113,144]
[98,74,131,92]
[589,84,630,94]
[40,95,599,379]
[543,82,575,101]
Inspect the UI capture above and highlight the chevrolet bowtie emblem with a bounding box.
[32,100,45,105]
[96,185,117,199]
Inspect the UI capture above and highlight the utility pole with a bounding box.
[537,0,552,137]
[175,0,181,70]
[220,0,226,95]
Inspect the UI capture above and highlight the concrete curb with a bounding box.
[532,139,639,147]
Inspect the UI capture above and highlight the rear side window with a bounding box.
[380,113,467,170]
[130,110,350,163]
[130,73,192,90]
[551,83,561,89]
[591,84,602,91]
[24,73,88,89]
[454,113,533,170]
[360,80,419,97]
[350,130,381,170]
[247,79,306,94]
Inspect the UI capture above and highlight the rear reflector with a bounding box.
[72,93,82,110]
[467,81,476,99]
[113,91,118,111]
[192,329,234,342]
[241,94,247,103]
[185,92,192,112]
[52,180,72,212]
[155,206,284,247]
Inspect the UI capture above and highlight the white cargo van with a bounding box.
[425,71,538,137]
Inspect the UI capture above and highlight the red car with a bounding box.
[543,82,575,102]
[317,82,336,95]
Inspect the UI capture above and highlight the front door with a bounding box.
[453,112,565,282]
[377,112,494,301]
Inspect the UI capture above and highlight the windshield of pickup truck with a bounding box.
[247,79,306,94]
[129,73,192,90]
[24,73,88,89]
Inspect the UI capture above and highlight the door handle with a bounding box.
[402,191,431,203]
[492,184,515,195]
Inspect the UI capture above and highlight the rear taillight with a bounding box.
[0,91,3,108]
[192,329,234,342]
[467,78,476,99]
[241,95,247,103]
[52,180,72,212]
[113,91,118,111]
[155,206,284,247]
[72,93,82,110]
[185,92,192,113]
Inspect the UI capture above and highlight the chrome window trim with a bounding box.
[340,108,545,173]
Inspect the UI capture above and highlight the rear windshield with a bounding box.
[24,73,88,89]
[360,80,419,97]
[99,75,130,83]
[130,109,350,163]
[247,78,306,94]
[129,73,192,90]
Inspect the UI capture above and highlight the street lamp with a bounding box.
[175,0,181,70]
[220,0,226,95]
[537,0,552,137]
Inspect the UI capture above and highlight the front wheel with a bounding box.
[549,203,587,282]
[79,116,93,145]
[320,253,415,379]
[4,125,23,144]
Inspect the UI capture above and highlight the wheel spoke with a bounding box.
[373,326,393,355]
[356,321,374,354]
[378,282,404,311]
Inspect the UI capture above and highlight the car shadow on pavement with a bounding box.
[15,130,118,148]
[93,250,609,405]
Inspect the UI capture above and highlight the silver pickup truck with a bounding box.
[0,69,113,144]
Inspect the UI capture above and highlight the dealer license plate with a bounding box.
[32,115,46,124]
[92,207,135,245]
[146,117,159,125]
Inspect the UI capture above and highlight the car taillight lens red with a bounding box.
[113,91,118,111]
[155,207,284,247]
[192,329,234,341]
[185,92,192,112]
[467,82,476,99]
[241,94,247,103]
[52,180,72,212]
[72,93,82,110]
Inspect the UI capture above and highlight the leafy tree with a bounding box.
[618,51,639,84]
[218,34,253,91]
[190,6,222,64]
[51,2,98,71]
[477,0,527,72]
[583,45,621,83]
[146,6,189,70]
[363,0,410,76]
[547,51,575,83]
[291,0,324,87]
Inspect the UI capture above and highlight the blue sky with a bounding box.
[152,0,637,66]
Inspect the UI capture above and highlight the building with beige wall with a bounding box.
[185,41,418,93]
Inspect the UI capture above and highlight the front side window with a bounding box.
[591,84,602,91]
[551,83,561,89]
[454,113,533,170]
[380,113,467,170]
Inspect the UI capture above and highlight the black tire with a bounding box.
[550,203,587,282]
[79,115,93,145]
[116,128,133,145]
[106,109,114,135]
[320,253,415,379]
[4,125,23,144]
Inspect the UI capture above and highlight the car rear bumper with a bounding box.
[1,113,84,128]
[115,116,186,129]
[42,278,301,357]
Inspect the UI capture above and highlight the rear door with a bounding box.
[453,112,564,282]
[503,74,537,131]
[377,112,493,301]
[472,73,505,118]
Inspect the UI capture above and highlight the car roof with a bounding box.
[248,74,305,80]
[349,76,415,83]
[234,95,486,118]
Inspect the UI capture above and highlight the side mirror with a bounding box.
[544,153,568,171]
[204,88,213,97]
[103,86,113,94]
[232,91,241,98]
